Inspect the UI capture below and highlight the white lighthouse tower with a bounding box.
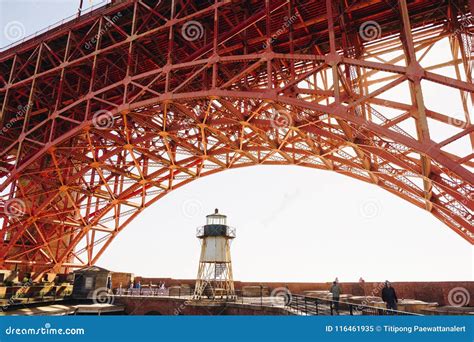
[193,209,236,300]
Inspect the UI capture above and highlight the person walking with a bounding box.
[330,280,342,314]
[381,281,398,312]
[359,277,366,296]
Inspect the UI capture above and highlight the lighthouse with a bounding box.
[193,209,236,300]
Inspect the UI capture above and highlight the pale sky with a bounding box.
[1,0,472,283]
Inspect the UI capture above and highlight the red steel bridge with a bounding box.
[0,0,473,278]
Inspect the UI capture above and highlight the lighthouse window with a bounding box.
[207,216,225,225]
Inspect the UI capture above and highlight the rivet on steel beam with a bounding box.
[263,51,275,60]
[162,64,172,73]
[406,62,424,82]
[325,53,341,66]
[208,54,220,64]
[166,18,178,27]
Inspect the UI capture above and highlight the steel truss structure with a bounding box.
[0,0,473,277]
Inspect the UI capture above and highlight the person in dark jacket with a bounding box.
[381,281,398,311]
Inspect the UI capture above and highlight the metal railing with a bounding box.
[114,287,282,303]
[0,0,112,52]
[196,225,236,238]
[1,289,72,312]
[115,287,174,297]
[286,295,421,316]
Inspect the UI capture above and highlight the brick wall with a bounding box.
[111,272,133,289]
[115,296,288,315]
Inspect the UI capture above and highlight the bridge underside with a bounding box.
[0,0,472,277]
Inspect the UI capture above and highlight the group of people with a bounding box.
[129,281,141,289]
[329,279,398,314]
[115,281,168,296]
[126,281,167,290]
